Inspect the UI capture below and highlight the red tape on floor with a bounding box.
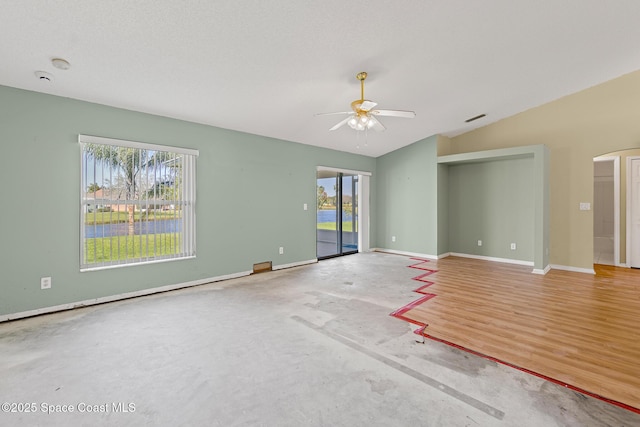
[389,257,640,415]
[389,258,437,328]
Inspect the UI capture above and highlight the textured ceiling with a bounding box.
[2,0,640,157]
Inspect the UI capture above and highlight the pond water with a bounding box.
[86,213,353,238]
[85,219,181,238]
[317,209,353,223]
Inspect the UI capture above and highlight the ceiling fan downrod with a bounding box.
[356,72,367,101]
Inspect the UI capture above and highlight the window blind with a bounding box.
[79,135,198,270]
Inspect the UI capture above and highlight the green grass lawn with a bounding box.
[85,233,181,263]
[317,221,352,232]
[85,210,181,225]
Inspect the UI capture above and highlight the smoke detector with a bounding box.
[51,58,70,70]
[34,71,54,82]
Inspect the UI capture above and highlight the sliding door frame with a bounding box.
[316,166,371,256]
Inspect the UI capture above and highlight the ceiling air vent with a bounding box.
[465,114,486,123]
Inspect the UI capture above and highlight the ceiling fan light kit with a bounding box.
[317,71,415,132]
[348,113,375,131]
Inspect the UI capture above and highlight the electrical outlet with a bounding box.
[279,247,284,255]
[510,243,517,250]
[303,203,308,211]
[41,277,51,289]
[392,236,396,242]
[478,240,482,246]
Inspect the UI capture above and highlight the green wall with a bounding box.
[446,158,535,261]
[0,85,376,317]
[375,135,439,255]
[0,84,551,318]
[374,137,546,267]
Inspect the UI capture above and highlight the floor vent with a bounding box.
[253,261,273,274]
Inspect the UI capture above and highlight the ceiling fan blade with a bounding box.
[315,111,352,116]
[359,100,377,111]
[371,109,416,118]
[329,116,352,131]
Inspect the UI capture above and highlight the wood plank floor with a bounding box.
[392,256,640,412]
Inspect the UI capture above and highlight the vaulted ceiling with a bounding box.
[3,1,640,157]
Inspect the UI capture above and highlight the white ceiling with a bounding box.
[2,1,640,157]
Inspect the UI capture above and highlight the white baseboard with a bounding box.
[1,258,320,323]
[273,259,317,270]
[374,248,540,270]
[532,265,551,275]
[375,249,609,276]
[0,270,253,323]
[449,252,534,267]
[372,248,440,260]
[549,264,596,275]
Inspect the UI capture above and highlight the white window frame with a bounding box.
[79,135,198,271]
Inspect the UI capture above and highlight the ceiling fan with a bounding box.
[317,72,416,132]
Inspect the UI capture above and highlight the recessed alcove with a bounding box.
[437,145,550,273]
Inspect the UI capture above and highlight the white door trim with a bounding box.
[358,175,370,252]
[627,156,640,268]
[316,165,372,176]
[316,167,371,254]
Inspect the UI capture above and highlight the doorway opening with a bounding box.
[316,170,359,259]
[593,157,619,266]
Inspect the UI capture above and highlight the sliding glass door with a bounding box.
[341,174,358,254]
[317,171,358,259]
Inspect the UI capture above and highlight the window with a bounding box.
[80,135,198,270]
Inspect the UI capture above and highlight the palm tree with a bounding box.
[84,145,178,234]
[317,185,327,209]
[85,145,145,234]
[146,156,182,208]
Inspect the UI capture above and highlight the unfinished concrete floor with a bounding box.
[1,252,638,426]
